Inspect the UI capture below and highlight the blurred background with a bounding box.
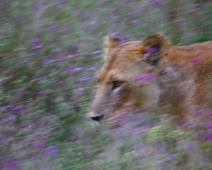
[0,0,212,169]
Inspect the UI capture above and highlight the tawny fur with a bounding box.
[89,34,212,129]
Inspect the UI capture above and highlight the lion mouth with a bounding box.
[99,112,129,129]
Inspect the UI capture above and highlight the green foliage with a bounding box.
[193,33,212,43]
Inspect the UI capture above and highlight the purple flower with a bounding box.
[207,111,212,116]
[43,54,52,62]
[21,61,29,64]
[133,108,141,113]
[56,54,65,59]
[87,67,97,71]
[139,4,149,8]
[167,153,177,159]
[33,141,45,148]
[12,105,23,111]
[123,103,132,107]
[184,121,194,127]
[188,58,201,62]
[26,53,36,57]
[200,132,212,141]
[78,77,90,82]
[111,32,119,36]
[145,73,155,81]
[155,146,165,151]
[90,50,102,55]
[3,159,18,169]
[33,45,43,50]
[75,87,85,93]
[72,67,82,72]
[2,114,16,122]
[193,109,204,115]
[73,40,82,45]
[196,3,204,9]
[32,6,40,11]
[45,146,57,155]
[35,91,44,95]
[176,18,184,23]
[129,20,139,24]
[183,143,193,150]
[4,105,13,109]
[57,1,66,5]
[48,25,59,31]
[65,66,73,72]
[137,144,146,150]
[60,28,69,33]
[83,153,96,159]
[143,47,156,53]
[135,73,155,81]
[205,123,212,129]
[153,0,162,6]
[117,113,128,125]
[129,11,137,15]
[178,117,188,124]
[30,38,40,44]
[133,115,146,120]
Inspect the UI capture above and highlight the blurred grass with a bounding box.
[0,0,212,169]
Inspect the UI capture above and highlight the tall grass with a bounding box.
[0,0,212,169]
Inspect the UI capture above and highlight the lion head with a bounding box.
[88,34,165,128]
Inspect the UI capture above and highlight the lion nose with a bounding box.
[90,115,104,121]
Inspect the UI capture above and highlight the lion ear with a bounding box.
[139,34,169,66]
[104,34,122,48]
[103,34,122,61]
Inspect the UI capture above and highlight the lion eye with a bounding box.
[111,81,124,91]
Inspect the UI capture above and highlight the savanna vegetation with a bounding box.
[0,0,212,169]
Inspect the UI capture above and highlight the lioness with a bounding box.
[88,35,160,128]
[89,34,212,129]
